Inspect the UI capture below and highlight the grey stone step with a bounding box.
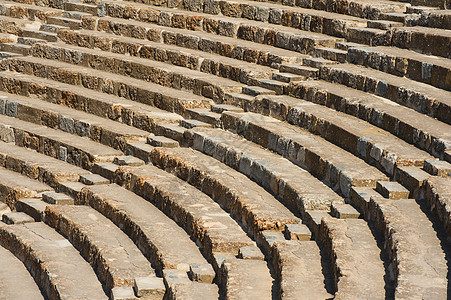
[184,108,221,126]
[44,205,159,293]
[98,1,341,54]
[0,140,91,188]
[2,55,211,116]
[221,111,389,197]
[319,217,386,299]
[303,57,338,68]
[391,26,451,59]
[189,127,344,213]
[17,37,46,46]
[162,269,218,299]
[0,244,44,300]
[0,222,108,299]
[250,78,288,94]
[47,16,82,29]
[0,43,31,55]
[2,211,35,224]
[112,163,260,259]
[22,30,58,42]
[272,72,305,83]
[64,1,99,15]
[346,27,390,46]
[273,240,333,299]
[39,24,68,33]
[149,146,300,238]
[367,20,404,30]
[424,159,451,177]
[425,177,451,238]
[347,45,451,92]
[292,79,451,160]
[0,71,184,128]
[15,198,48,222]
[0,165,53,209]
[80,183,214,275]
[80,14,307,67]
[180,119,212,129]
[0,51,20,59]
[219,258,272,300]
[242,94,434,176]
[62,10,92,20]
[147,134,179,148]
[0,114,123,169]
[58,29,275,84]
[313,46,348,63]
[0,89,150,149]
[279,64,319,77]
[242,85,276,96]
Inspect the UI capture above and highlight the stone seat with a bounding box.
[0,1,61,22]
[0,90,151,149]
[350,187,448,298]
[0,114,123,169]
[84,14,307,67]
[99,0,341,54]
[0,140,91,189]
[391,26,451,59]
[44,205,158,294]
[0,165,53,209]
[2,55,212,115]
[188,127,345,213]
[0,244,44,300]
[0,222,108,299]
[292,79,451,159]
[318,62,451,125]
[0,16,34,36]
[149,146,301,237]
[221,111,389,197]
[242,94,434,175]
[347,45,451,91]
[319,216,386,299]
[424,176,451,238]
[10,42,242,102]
[58,29,276,84]
[0,71,186,125]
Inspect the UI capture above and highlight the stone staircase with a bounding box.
[0,0,450,299]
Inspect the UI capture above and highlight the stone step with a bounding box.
[39,24,68,33]
[319,217,386,299]
[189,127,344,214]
[0,140,91,189]
[367,20,404,30]
[58,29,275,84]
[47,16,82,29]
[242,85,276,96]
[348,45,451,92]
[303,57,338,68]
[64,1,99,15]
[80,183,216,277]
[62,10,92,20]
[112,163,262,260]
[0,33,15,44]
[98,1,341,54]
[313,46,348,63]
[368,197,447,298]
[346,27,390,46]
[44,205,159,294]
[0,51,20,59]
[319,63,451,125]
[17,37,46,46]
[149,146,300,238]
[15,197,48,221]
[221,111,389,197]
[0,1,61,21]
[162,269,218,299]
[0,244,44,300]
[0,71,185,128]
[425,177,451,238]
[2,211,35,224]
[147,134,179,148]
[0,165,53,209]
[0,222,108,299]
[272,239,333,299]
[0,16,32,37]
[272,72,305,83]
[180,119,212,129]
[0,89,151,149]
[292,0,408,20]
[376,180,410,199]
[391,26,451,59]
[279,64,319,78]
[2,55,212,115]
[424,9,451,30]
[28,42,243,103]
[22,30,58,42]
[241,94,434,176]
[184,108,221,126]
[0,43,31,55]
[219,258,272,299]
[250,78,288,94]
[292,79,451,160]
[0,114,123,169]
